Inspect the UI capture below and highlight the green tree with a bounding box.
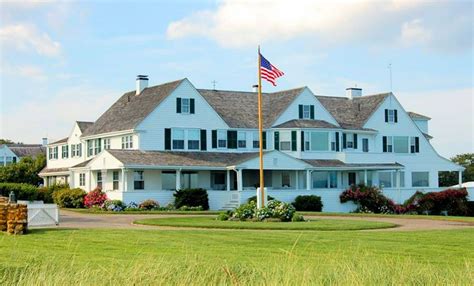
[0,154,46,185]
[0,139,14,144]
[439,153,474,187]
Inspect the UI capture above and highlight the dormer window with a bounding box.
[385,109,398,123]
[177,97,195,114]
[299,104,314,119]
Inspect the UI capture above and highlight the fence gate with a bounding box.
[27,204,59,227]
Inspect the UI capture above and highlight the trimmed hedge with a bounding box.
[0,182,38,201]
[53,188,87,208]
[292,195,323,212]
[174,188,209,210]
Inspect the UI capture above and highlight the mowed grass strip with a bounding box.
[134,216,397,230]
[0,228,473,285]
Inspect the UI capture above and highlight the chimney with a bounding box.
[136,75,149,95]
[42,138,48,146]
[346,87,362,99]
[252,84,259,92]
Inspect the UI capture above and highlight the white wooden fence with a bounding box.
[18,201,59,227]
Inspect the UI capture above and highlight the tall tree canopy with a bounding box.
[0,154,46,185]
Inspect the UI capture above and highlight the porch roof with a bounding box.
[107,150,259,169]
[39,167,70,176]
[303,159,404,170]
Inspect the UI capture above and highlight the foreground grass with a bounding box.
[1,228,473,285]
[134,216,396,230]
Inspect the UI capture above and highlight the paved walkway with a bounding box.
[53,210,474,232]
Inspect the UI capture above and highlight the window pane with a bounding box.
[379,172,392,188]
[329,172,337,188]
[412,172,429,187]
[310,132,329,151]
[188,129,199,140]
[282,172,291,187]
[312,172,328,188]
[181,98,190,113]
[394,136,408,153]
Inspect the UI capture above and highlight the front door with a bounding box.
[348,172,356,186]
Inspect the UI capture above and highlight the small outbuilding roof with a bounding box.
[408,111,431,120]
[6,144,46,158]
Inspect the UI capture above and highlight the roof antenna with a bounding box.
[212,80,217,90]
[388,62,393,92]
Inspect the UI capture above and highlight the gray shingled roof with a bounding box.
[82,79,185,136]
[303,159,403,169]
[77,121,94,133]
[39,167,69,175]
[198,87,305,128]
[107,150,259,168]
[50,137,68,145]
[316,93,390,129]
[273,119,339,129]
[7,144,46,158]
[408,111,431,120]
[71,159,93,168]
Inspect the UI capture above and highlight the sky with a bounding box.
[0,0,472,158]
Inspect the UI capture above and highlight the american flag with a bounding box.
[260,53,284,86]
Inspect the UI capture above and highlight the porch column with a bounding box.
[364,170,368,185]
[226,170,231,191]
[176,169,181,190]
[121,168,126,192]
[88,170,92,192]
[295,170,299,190]
[306,170,311,191]
[458,170,463,188]
[396,170,401,204]
[236,169,243,192]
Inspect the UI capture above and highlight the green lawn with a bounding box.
[1,228,473,285]
[134,216,396,230]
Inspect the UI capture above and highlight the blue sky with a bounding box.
[0,0,472,157]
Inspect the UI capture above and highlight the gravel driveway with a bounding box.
[51,210,474,232]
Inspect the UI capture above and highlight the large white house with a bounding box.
[39,77,464,211]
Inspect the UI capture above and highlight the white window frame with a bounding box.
[393,136,409,153]
[217,130,227,148]
[121,136,133,149]
[134,171,145,190]
[71,144,76,157]
[181,98,190,114]
[97,172,102,189]
[252,131,259,149]
[88,140,93,156]
[387,109,395,123]
[279,131,291,151]
[104,138,111,150]
[346,134,354,149]
[113,171,119,190]
[79,173,85,186]
[362,138,369,152]
[237,131,246,149]
[386,136,393,152]
[312,171,338,189]
[172,129,185,150]
[379,171,405,188]
[412,171,429,187]
[61,145,68,159]
[331,132,337,151]
[304,132,310,151]
[187,129,200,150]
[281,172,291,188]
[302,105,311,119]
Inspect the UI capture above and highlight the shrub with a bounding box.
[232,200,296,222]
[291,214,305,222]
[340,185,395,214]
[216,212,230,221]
[267,200,296,222]
[292,195,323,212]
[36,184,69,203]
[0,182,38,201]
[104,200,125,212]
[84,188,107,208]
[139,199,160,210]
[233,200,256,220]
[467,201,474,217]
[178,205,203,211]
[247,195,275,204]
[417,188,469,216]
[52,188,86,208]
[174,188,209,210]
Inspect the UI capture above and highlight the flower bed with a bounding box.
[219,200,299,222]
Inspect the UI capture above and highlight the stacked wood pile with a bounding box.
[0,197,28,235]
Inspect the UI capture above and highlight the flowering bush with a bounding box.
[417,188,468,216]
[126,202,139,210]
[104,200,125,212]
[340,185,395,214]
[139,199,160,210]
[268,200,296,222]
[233,200,256,220]
[231,200,296,222]
[84,188,107,208]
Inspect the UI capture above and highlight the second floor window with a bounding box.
[362,138,369,152]
[172,129,185,150]
[383,136,393,153]
[62,145,69,159]
[94,139,102,155]
[121,136,133,149]
[49,147,58,159]
[238,131,246,148]
[87,141,93,156]
[252,131,259,148]
[217,130,227,148]
[187,129,200,150]
[104,138,111,150]
[385,109,398,123]
[279,131,291,151]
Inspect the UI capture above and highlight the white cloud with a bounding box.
[166,0,472,52]
[0,24,61,57]
[0,85,120,143]
[397,88,474,158]
[7,65,48,81]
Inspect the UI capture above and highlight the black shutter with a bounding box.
[342,133,347,149]
[335,132,340,151]
[310,105,315,119]
[301,131,305,151]
[200,129,207,150]
[274,131,280,150]
[298,105,303,119]
[394,109,398,123]
[190,98,195,114]
[262,131,267,149]
[291,130,297,151]
[353,134,358,149]
[415,137,419,153]
[384,109,388,122]
[176,98,181,113]
[382,136,387,152]
[211,130,217,148]
[164,128,171,150]
[227,130,237,149]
